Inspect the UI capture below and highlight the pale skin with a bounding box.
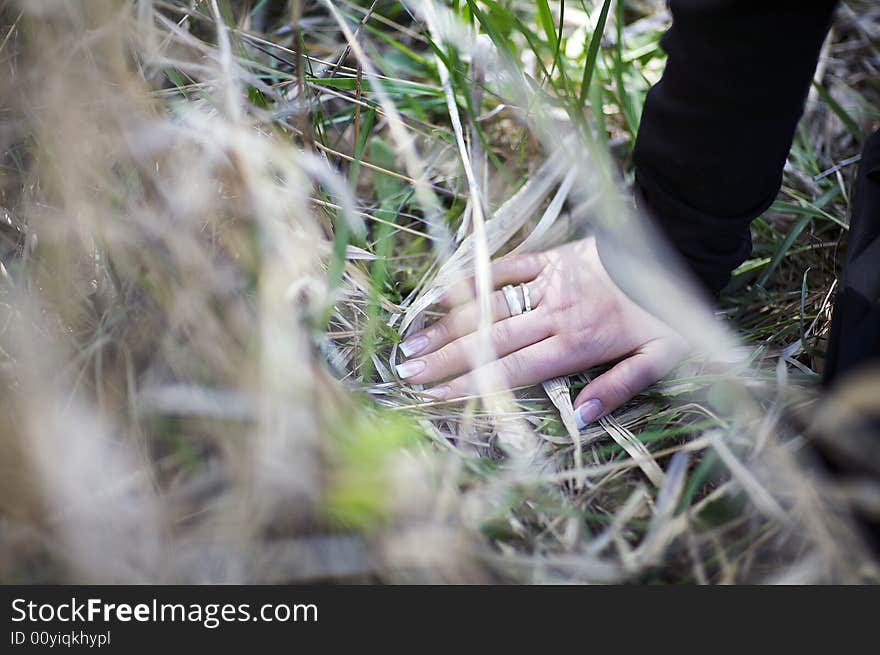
[395,236,689,428]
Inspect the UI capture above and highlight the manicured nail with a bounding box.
[400,335,428,358]
[395,359,426,379]
[574,399,604,430]
[424,385,450,400]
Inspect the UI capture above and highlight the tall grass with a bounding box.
[0,0,877,583]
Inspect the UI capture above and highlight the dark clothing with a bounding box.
[632,0,880,383]
[825,130,880,381]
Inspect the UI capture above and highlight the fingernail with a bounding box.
[395,359,426,379]
[574,399,604,430]
[400,335,428,358]
[425,385,449,400]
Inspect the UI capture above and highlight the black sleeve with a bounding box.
[632,0,839,296]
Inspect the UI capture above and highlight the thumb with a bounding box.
[573,344,676,429]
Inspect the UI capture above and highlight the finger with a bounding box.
[428,335,577,400]
[439,253,544,307]
[401,283,544,357]
[572,343,678,429]
[491,253,546,287]
[396,310,553,384]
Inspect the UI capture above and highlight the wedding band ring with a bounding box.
[520,283,532,312]
[502,284,523,317]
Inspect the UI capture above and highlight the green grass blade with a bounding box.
[578,0,613,106]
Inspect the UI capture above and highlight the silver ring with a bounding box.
[501,284,522,317]
[520,283,532,312]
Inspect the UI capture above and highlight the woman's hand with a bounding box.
[395,237,689,428]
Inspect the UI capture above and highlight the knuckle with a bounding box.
[500,350,524,380]
[492,320,512,347]
[430,318,450,342]
[421,348,450,375]
[449,306,473,333]
[607,375,636,402]
[549,308,584,338]
[609,359,651,400]
[547,309,566,335]
[634,354,661,383]
[527,252,546,268]
[516,255,535,275]
[639,359,660,383]
[447,375,471,399]
[430,345,454,368]
[556,327,581,350]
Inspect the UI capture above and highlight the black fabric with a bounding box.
[824,130,880,383]
[632,0,880,382]
[633,0,839,296]
[629,1,880,548]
